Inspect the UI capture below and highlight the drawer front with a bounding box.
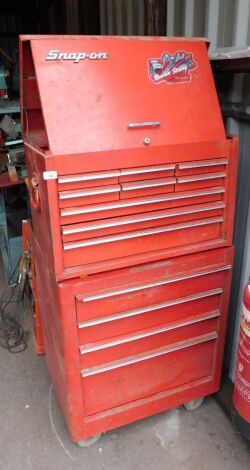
[77,287,222,344]
[62,202,225,243]
[81,334,217,415]
[79,316,218,368]
[76,264,230,324]
[119,164,175,182]
[63,216,222,267]
[58,185,120,208]
[58,170,120,191]
[176,172,226,192]
[176,158,228,176]
[120,178,175,199]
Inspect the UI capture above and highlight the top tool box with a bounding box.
[20,36,238,445]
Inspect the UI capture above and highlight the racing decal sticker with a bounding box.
[148,51,197,84]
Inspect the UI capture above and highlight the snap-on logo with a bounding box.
[148,51,197,84]
[46,50,109,63]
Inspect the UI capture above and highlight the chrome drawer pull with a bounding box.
[120,164,175,176]
[58,170,120,184]
[59,186,120,200]
[177,172,226,184]
[178,159,228,170]
[60,187,225,217]
[81,332,218,377]
[128,121,161,128]
[78,288,223,328]
[121,178,176,191]
[80,310,221,354]
[62,202,226,235]
[63,216,223,250]
[79,265,231,302]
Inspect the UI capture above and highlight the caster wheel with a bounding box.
[184,397,204,411]
[76,434,101,448]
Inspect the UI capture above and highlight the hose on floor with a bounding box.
[0,253,32,353]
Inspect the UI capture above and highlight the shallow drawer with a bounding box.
[119,164,175,183]
[77,287,222,344]
[120,177,175,199]
[63,216,222,267]
[81,333,217,415]
[62,202,225,243]
[75,264,230,323]
[57,170,120,191]
[176,172,226,192]
[176,158,228,176]
[58,184,121,208]
[60,187,225,225]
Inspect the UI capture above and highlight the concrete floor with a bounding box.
[0,335,249,470]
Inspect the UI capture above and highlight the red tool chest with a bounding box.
[20,35,238,445]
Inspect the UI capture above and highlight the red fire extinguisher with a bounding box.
[233,277,250,439]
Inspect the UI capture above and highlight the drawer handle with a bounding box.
[78,288,223,328]
[58,170,120,184]
[77,265,231,302]
[80,310,221,354]
[60,187,225,217]
[121,178,176,191]
[177,172,226,184]
[59,186,121,200]
[62,202,226,235]
[120,164,175,176]
[63,216,223,250]
[128,121,161,128]
[178,159,228,170]
[81,332,218,377]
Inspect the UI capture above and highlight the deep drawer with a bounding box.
[81,333,217,415]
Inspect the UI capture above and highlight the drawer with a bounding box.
[58,184,121,208]
[63,216,223,267]
[79,316,218,368]
[78,287,222,344]
[62,202,225,243]
[176,172,226,192]
[176,158,228,176]
[119,164,175,183]
[81,333,217,415]
[120,177,175,199]
[60,187,225,225]
[75,264,230,324]
[57,170,120,191]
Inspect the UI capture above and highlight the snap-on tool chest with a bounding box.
[20,35,238,444]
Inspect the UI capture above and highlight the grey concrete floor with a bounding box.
[0,334,250,470]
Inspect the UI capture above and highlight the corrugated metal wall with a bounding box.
[99,0,250,51]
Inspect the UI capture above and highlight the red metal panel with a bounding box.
[25,37,225,155]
